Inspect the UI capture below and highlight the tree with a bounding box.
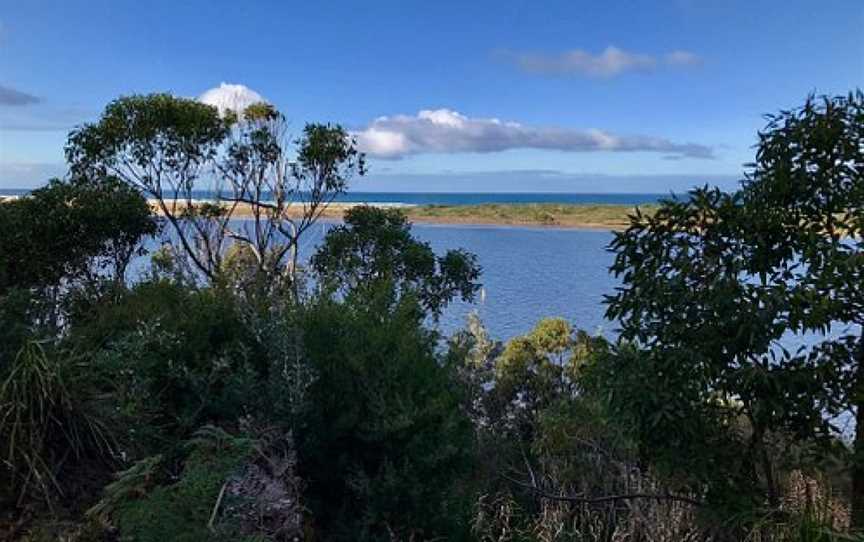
[741,90,864,524]
[299,209,481,538]
[219,108,366,285]
[65,93,365,285]
[66,94,228,279]
[0,177,155,371]
[0,177,155,295]
[311,205,481,317]
[603,92,864,520]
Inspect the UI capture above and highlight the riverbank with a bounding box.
[2,194,650,230]
[149,200,652,230]
[404,203,650,230]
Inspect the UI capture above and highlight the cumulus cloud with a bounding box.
[198,82,267,116]
[503,46,702,77]
[0,84,41,106]
[354,108,713,160]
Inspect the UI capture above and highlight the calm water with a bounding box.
[134,220,617,341]
[291,222,620,339]
[2,187,652,339]
[411,224,617,339]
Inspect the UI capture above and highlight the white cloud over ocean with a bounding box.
[354,108,713,160]
[502,46,702,77]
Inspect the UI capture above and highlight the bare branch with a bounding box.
[503,473,703,507]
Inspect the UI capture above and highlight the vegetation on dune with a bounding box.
[1,90,863,541]
[144,200,654,230]
[405,202,656,228]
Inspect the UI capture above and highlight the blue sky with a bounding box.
[0,0,861,192]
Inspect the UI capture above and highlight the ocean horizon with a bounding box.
[0,188,670,206]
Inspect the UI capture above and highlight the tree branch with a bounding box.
[503,474,703,507]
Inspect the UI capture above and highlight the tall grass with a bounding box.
[0,341,114,507]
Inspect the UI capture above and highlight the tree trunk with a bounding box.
[852,330,864,529]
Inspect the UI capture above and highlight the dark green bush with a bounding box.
[106,426,256,542]
[298,288,475,540]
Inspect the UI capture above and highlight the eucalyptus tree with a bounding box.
[218,103,365,283]
[311,205,481,317]
[603,91,864,521]
[66,93,365,286]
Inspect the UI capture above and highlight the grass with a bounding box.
[0,342,114,507]
[144,199,656,230]
[403,203,657,229]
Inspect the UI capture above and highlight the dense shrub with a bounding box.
[103,426,256,542]
[0,177,155,295]
[298,289,476,540]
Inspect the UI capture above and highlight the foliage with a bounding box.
[0,341,115,507]
[75,282,262,455]
[65,93,365,284]
[312,205,482,316]
[453,316,711,541]
[451,316,608,441]
[105,425,257,542]
[0,176,155,294]
[602,92,864,521]
[0,289,41,373]
[298,290,476,540]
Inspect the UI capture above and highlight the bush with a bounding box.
[105,426,256,542]
[78,279,280,456]
[297,289,475,540]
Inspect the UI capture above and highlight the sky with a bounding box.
[0,0,862,192]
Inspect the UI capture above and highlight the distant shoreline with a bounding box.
[2,194,650,230]
[150,200,651,231]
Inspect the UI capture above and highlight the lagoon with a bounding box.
[137,220,618,341]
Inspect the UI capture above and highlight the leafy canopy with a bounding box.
[0,176,156,294]
[311,205,481,317]
[602,91,864,513]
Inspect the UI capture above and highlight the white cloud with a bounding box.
[504,46,702,77]
[354,108,713,160]
[198,83,267,116]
